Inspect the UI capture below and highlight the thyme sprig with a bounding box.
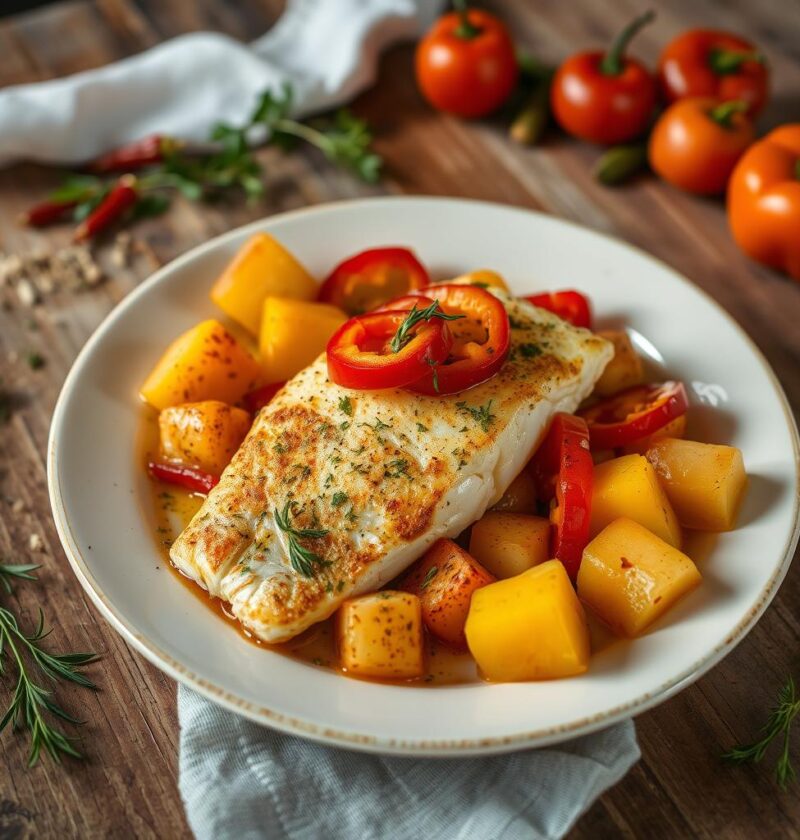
[0,564,98,765]
[390,300,465,353]
[274,501,330,578]
[724,676,800,787]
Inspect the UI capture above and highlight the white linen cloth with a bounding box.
[179,685,639,840]
[3,0,641,833]
[0,0,442,166]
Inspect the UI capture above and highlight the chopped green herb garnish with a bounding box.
[338,395,353,416]
[331,491,348,508]
[26,352,45,370]
[360,417,392,440]
[420,566,438,591]
[274,441,288,454]
[384,458,412,480]
[456,399,495,432]
[274,501,330,578]
[416,422,428,433]
[390,300,465,353]
[340,421,351,430]
[427,358,440,393]
[518,343,542,359]
[345,506,358,524]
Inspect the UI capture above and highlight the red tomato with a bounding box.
[391,284,511,395]
[648,98,755,196]
[242,381,285,413]
[658,29,769,118]
[579,382,689,449]
[415,3,518,118]
[529,413,593,580]
[326,308,453,390]
[318,247,429,316]
[147,461,219,495]
[524,290,592,329]
[551,11,657,145]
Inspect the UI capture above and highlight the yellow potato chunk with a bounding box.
[465,560,590,682]
[490,470,538,513]
[591,454,682,547]
[622,414,687,455]
[159,401,251,474]
[469,512,550,579]
[337,591,424,680]
[210,233,317,334]
[646,438,747,531]
[593,330,645,397]
[448,269,509,291]
[578,517,702,637]
[140,319,261,410]
[260,297,347,383]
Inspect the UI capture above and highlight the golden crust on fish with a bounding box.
[170,290,613,642]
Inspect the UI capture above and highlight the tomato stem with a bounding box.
[708,100,749,128]
[709,47,764,76]
[600,10,655,76]
[452,0,481,39]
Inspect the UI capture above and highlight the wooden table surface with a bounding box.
[0,0,799,837]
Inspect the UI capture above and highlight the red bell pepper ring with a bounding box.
[524,290,592,329]
[529,413,593,580]
[147,461,219,495]
[579,381,689,449]
[398,284,511,396]
[318,247,430,316]
[243,381,286,413]
[74,175,138,242]
[327,308,453,390]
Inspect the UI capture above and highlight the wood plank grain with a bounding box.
[0,1,797,837]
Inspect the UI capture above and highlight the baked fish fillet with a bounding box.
[170,289,613,642]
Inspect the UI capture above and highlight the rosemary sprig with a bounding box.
[274,501,330,578]
[724,676,800,787]
[0,564,98,765]
[390,300,465,353]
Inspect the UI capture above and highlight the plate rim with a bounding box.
[48,196,800,756]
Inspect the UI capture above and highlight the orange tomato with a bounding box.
[551,11,657,145]
[648,98,755,195]
[727,125,800,283]
[415,3,518,118]
[658,29,769,118]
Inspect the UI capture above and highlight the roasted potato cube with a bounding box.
[591,454,682,547]
[337,591,424,680]
[398,539,494,648]
[210,233,318,334]
[465,560,590,682]
[159,401,251,474]
[490,470,538,514]
[578,517,702,637]
[622,414,687,455]
[140,319,261,410]
[593,330,644,397]
[646,438,747,531]
[259,297,347,383]
[469,512,550,579]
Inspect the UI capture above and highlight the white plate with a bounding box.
[49,197,800,756]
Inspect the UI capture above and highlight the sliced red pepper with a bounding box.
[318,247,429,316]
[579,381,689,449]
[74,175,138,242]
[528,413,593,580]
[243,381,286,413]
[327,308,452,390]
[20,198,81,227]
[147,461,219,495]
[88,134,178,173]
[524,290,592,329]
[397,284,511,395]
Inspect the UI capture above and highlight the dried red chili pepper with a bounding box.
[19,199,81,228]
[88,134,179,173]
[147,461,219,495]
[73,176,138,242]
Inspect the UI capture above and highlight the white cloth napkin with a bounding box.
[0,0,442,167]
[5,0,641,833]
[179,685,639,840]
